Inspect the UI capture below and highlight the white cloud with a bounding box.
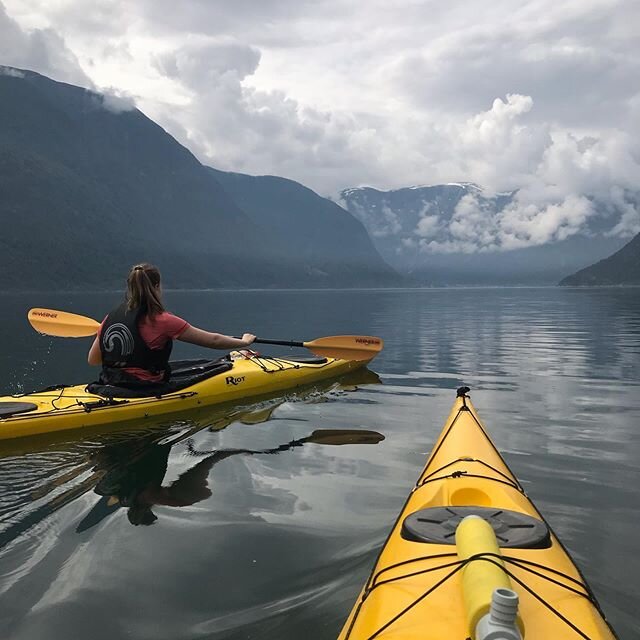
[0,1,90,87]
[497,195,596,250]
[606,187,640,237]
[414,214,440,239]
[412,94,640,252]
[421,193,502,254]
[448,94,552,194]
[0,0,639,250]
[99,88,136,113]
[0,64,23,77]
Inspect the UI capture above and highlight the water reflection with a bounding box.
[77,428,384,531]
[0,366,382,551]
[1,288,639,639]
[5,287,639,393]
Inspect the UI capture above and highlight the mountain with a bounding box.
[559,232,640,285]
[208,168,399,286]
[340,184,628,285]
[0,66,399,290]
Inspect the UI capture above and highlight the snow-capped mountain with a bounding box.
[339,183,630,285]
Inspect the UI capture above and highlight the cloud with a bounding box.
[420,193,501,254]
[154,39,262,87]
[0,64,24,77]
[497,195,596,249]
[414,93,640,252]
[0,1,91,87]
[605,187,640,237]
[0,0,639,249]
[98,88,137,113]
[415,214,440,239]
[391,1,640,126]
[412,191,598,255]
[148,37,389,191]
[447,94,552,194]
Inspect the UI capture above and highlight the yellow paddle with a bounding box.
[28,308,101,338]
[27,308,383,361]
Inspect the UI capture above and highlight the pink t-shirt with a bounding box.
[99,311,190,381]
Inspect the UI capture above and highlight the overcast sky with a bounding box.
[1,0,639,248]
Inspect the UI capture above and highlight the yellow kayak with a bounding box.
[339,388,618,640]
[0,354,372,441]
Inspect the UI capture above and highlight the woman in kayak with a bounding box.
[87,263,255,386]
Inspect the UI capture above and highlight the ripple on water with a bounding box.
[1,288,639,640]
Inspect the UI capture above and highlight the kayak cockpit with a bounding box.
[86,357,233,399]
[85,355,331,399]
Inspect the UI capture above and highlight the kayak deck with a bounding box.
[0,354,369,441]
[338,388,618,640]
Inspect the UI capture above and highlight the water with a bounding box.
[0,287,638,639]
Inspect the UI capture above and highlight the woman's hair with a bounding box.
[126,263,165,316]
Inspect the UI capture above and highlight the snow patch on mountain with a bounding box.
[339,181,634,284]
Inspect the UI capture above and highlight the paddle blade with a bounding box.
[306,429,385,445]
[303,335,384,361]
[28,308,100,338]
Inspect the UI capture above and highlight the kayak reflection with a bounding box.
[76,428,384,531]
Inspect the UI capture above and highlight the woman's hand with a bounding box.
[241,333,256,346]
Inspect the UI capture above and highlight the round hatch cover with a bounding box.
[402,506,551,548]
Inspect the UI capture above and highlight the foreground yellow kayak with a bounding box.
[0,353,373,441]
[339,388,618,640]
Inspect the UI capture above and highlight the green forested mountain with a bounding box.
[208,168,399,286]
[0,67,400,290]
[560,232,640,285]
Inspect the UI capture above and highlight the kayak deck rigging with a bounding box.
[343,548,605,640]
[0,353,371,441]
[338,388,618,640]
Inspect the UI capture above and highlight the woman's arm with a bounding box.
[178,326,256,350]
[88,336,102,365]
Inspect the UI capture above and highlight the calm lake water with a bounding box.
[0,287,638,639]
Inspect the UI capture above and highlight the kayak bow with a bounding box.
[338,387,618,640]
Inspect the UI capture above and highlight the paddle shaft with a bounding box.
[250,338,305,348]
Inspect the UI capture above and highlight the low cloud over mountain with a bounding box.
[340,183,631,285]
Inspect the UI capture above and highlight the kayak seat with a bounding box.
[86,358,233,399]
[402,506,551,549]
[0,401,39,418]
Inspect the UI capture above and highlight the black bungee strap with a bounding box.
[343,551,598,640]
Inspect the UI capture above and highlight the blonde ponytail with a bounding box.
[126,263,165,317]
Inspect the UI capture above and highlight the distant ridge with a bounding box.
[340,183,628,285]
[0,67,400,290]
[560,232,640,285]
[208,169,401,287]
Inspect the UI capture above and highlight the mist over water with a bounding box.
[0,287,638,639]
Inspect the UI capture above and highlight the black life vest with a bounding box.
[99,303,172,385]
